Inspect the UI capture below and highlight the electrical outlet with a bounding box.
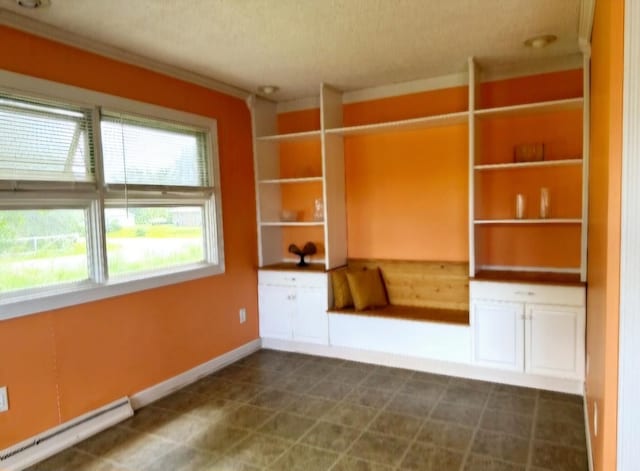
[0,386,8,413]
[239,308,247,324]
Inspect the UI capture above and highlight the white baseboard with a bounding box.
[1,338,262,471]
[261,337,584,395]
[584,394,594,471]
[130,338,261,409]
[0,398,133,471]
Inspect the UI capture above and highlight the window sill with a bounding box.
[0,263,224,321]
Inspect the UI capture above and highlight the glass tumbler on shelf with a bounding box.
[313,198,324,221]
[540,187,550,219]
[515,194,526,219]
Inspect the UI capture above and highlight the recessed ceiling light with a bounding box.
[257,85,279,95]
[16,0,50,8]
[524,35,557,49]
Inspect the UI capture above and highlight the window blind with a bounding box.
[0,93,94,185]
[101,112,210,189]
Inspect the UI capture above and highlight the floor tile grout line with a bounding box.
[217,364,343,469]
[526,390,540,471]
[391,375,452,471]
[302,362,381,470]
[326,368,416,471]
[458,380,495,470]
[229,359,379,469]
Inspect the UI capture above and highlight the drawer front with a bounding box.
[470,281,585,307]
[258,270,326,289]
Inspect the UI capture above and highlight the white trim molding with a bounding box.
[261,337,584,394]
[0,10,249,101]
[618,1,640,469]
[0,398,133,471]
[130,339,261,409]
[578,0,597,52]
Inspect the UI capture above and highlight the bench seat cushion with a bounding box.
[329,304,469,326]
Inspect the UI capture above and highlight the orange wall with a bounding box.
[586,1,624,470]
[0,26,258,448]
[345,124,469,261]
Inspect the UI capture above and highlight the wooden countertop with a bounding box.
[259,262,329,272]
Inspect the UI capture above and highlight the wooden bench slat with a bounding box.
[346,258,469,311]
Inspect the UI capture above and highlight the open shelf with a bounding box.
[474,159,582,171]
[474,218,582,225]
[473,269,583,286]
[325,111,469,136]
[475,97,583,119]
[256,130,322,142]
[259,177,324,184]
[260,221,325,227]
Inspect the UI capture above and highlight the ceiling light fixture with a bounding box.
[16,0,50,8]
[524,34,557,49]
[257,85,279,95]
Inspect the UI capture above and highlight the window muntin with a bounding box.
[0,208,90,293]
[0,94,94,183]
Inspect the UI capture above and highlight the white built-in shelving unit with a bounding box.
[250,56,589,281]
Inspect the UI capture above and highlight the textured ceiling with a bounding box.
[0,0,582,101]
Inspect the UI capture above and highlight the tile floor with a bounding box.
[30,349,588,471]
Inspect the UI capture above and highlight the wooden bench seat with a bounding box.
[329,259,470,326]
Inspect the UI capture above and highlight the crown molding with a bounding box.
[0,9,250,100]
[578,0,596,52]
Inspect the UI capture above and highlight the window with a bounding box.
[0,81,223,319]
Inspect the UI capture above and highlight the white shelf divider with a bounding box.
[474,158,583,170]
[258,177,323,184]
[325,111,469,136]
[474,97,584,118]
[474,218,582,225]
[256,130,322,142]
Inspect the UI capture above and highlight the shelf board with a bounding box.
[325,111,469,136]
[256,130,321,142]
[474,269,584,286]
[260,221,325,227]
[474,158,583,171]
[474,218,582,225]
[475,97,584,118]
[259,177,323,184]
[260,262,327,272]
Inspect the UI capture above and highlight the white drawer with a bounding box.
[470,280,585,307]
[258,270,327,289]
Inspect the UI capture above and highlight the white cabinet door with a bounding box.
[526,304,585,379]
[472,301,525,371]
[258,284,294,340]
[293,286,329,345]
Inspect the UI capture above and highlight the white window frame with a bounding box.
[0,70,225,321]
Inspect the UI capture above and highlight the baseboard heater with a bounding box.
[0,397,133,471]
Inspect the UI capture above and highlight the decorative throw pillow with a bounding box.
[346,267,388,311]
[331,268,353,309]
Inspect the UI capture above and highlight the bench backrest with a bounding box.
[347,259,469,311]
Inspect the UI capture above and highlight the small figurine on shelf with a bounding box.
[288,242,317,267]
